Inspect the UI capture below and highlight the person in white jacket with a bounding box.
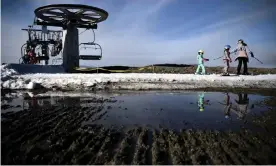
[230,93,251,120]
[231,39,254,75]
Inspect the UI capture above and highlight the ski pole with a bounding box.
[247,46,263,64]
[253,57,263,64]
[249,51,263,64]
[213,56,223,60]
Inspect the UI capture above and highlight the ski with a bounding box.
[220,74,239,76]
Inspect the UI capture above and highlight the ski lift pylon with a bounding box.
[79,42,102,60]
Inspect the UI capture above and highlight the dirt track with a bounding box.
[2,103,276,165]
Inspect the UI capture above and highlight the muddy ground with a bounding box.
[2,95,276,165]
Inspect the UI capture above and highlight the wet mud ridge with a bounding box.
[2,105,276,165]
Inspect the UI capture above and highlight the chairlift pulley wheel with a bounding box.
[34,4,108,29]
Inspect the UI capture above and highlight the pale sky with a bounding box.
[1,0,276,67]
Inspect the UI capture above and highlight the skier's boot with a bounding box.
[222,72,230,76]
[242,72,250,75]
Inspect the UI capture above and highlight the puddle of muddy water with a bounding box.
[1,90,274,132]
[2,90,276,165]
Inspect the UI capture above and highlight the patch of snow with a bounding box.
[1,64,18,80]
[1,64,276,90]
[26,82,40,90]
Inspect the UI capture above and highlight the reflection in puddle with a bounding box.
[222,93,253,121]
[197,92,210,112]
[1,90,274,131]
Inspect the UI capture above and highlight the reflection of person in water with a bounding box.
[26,96,39,110]
[219,93,232,119]
[231,93,251,120]
[23,93,50,110]
[197,92,209,112]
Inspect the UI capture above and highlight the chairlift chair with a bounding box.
[79,42,102,60]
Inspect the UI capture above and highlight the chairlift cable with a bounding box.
[79,29,88,35]
[79,29,96,43]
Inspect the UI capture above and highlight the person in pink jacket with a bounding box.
[231,39,254,75]
[222,45,232,76]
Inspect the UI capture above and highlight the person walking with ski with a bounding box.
[222,45,232,76]
[195,50,209,75]
[231,39,254,75]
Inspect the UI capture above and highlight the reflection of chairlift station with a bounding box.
[23,4,108,72]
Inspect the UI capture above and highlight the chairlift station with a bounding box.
[20,4,108,72]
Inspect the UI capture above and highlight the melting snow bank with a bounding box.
[1,64,276,90]
[2,73,276,90]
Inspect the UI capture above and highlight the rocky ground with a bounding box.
[2,94,276,165]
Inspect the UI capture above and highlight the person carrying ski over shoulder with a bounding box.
[222,45,232,76]
[230,39,254,75]
[195,50,209,75]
